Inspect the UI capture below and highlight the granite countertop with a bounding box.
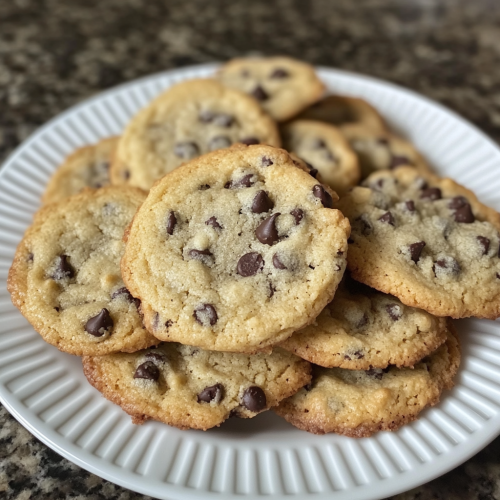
[2,0,500,498]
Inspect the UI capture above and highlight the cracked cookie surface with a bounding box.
[42,136,119,204]
[8,186,157,355]
[274,321,460,437]
[280,276,447,369]
[217,56,325,122]
[121,144,350,353]
[337,167,500,318]
[110,79,280,190]
[83,343,311,430]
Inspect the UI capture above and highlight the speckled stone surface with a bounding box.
[2,0,500,498]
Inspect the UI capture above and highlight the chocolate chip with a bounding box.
[51,255,75,280]
[205,216,222,229]
[390,155,411,169]
[409,241,426,263]
[174,141,199,159]
[199,184,210,190]
[208,135,232,151]
[165,320,173,329]
[111,287,140,308]
[194,304,218,326]
[356,214,372,236]
[357,315,368,329]
[166,211,177,235]
[272,254,287,269]
[85,308,113,337]
[255,213,280,245]
[312,185,333,208]
[123,170,130,180]
[377,138,389,146]
[312,138,326,149]
[241,386,267,412]
[237,252,264,276]
[434,256,461,277]
[27,253,34,262]
[405,200,415,212]
[386,303,402,321]
[240,137,259,145]
[309,168,319,179]
[477,236,491,255]
[251,85,269,101]
[261,156,273,167]
[54,306,60,312]
[133,361,160,381]
[268,282,276,297]
[366,367,389,380]
[197,383,224,404]
[378,211,395,225]
[269,68,289,78]
[290,209,304,225]
[448,196,468,209]
[345,350,364,360]
[189,249,213,260]
[420,187,442,201]
[199,110,215,122]
[213,114,234,127]
[225,174,255,189]
[251,190,274,213]
[145,352,166,364]
[454,203,475,223]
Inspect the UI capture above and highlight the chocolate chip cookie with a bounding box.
[217,57,325,122]
[342,124,432,179]
[297,95,388,135]
[281,119,360,194]
[83,343,311,430]
[337,167,500,318]
[121,144,350,353]
[280,275,447,369]
[274,321,460,437]
[110,79,280,190]
[42,136,119,204]
[8,186,158,355]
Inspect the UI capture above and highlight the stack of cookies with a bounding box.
[10,55,500,438]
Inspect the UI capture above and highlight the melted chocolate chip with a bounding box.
[386,303,402,321]
[420,187,442,201]
[208,135,232,151]
[133,361,160,381]
[251,85,269,101]
[194,304,218,326]
[272,254,287,269]
[448,196,468,209]
[477,236,491,255]
[290,209,304,225]
[405,200,415,212]
[378,211,395,226]
[189,249,213,260]
[312,185,333,208]
[434,257,461,277]
[241,386,267,412]
[166,211,177,235]
[85,308,113,337]
[237,252,264,276]
[390,155,411,169]
[240,137,259,145]
[197,383,224,404]
[269,68,289,78]
[225,174,255,189]
[454,203,475,223]
[145,352,166,363]
[261,156,273,167]
[251,190,274,213]
[51,255,75,280]
[409,241,426,263]
[212,113,234,127]
[199,184,210,190]
[165,319,173,328]
[174,141,199,159]
[205,216,222,229]
[255,213,280,245]
[366,367,389,380]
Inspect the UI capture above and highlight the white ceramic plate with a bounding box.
[2,64,500,500]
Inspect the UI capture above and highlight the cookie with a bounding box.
[110,79,281,190]
[297,95,388,135]
[274,321,460,437]
[121,144,350,353]
[280,275,448,369]
[83,343,311,430]
[8,186,158,355]
[42,136,119,204]
[336,167,500,319]
[280,119,360,194]
[342,124,432,179]
[217,56,325,122]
